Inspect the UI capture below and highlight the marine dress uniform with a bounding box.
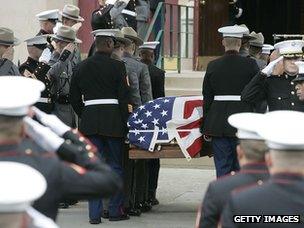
[0,76,122,221]
[221,111,304,228]
[242,40,304,112]
[198,113,270,228]
[201,26,259,177]
[70,29,129,223]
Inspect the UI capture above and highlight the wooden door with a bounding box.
[198,0,229,56]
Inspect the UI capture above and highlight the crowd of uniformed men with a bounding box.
[1,0,304,227]
[0,0,165,226]
[197,24,304,227]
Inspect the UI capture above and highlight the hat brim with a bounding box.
[51,35,82,44]
[116,37,132,46]
[249,42,264,48]
[282,53,303,58]
[125,35,143,46]
[60,12,84,22]
[0,37,21,46]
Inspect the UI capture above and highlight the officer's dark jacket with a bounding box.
[202,51,259,137]
[91,5,114,31]
[148,64,165,99]
[0,138,122,221]
[221,173,304,228]
[19,57,39,75]
[199,163,269,228]
[0,58,20,76]
[70,51,129,137]
[241,72,304,112]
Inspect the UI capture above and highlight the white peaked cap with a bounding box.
[0,77,44,116]
[218,25,248,38]
[36,9,59,21]
[274,40,304,57]
[257,111,304,150]
[228,112,264,140]
[262,44,274,54]
[0,162,47,212]
[138,41,160,50]
[24,35,48,46]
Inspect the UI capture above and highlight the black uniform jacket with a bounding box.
[241,72,304,112]
[148,64,165,99]
[199,163,269,228]
[19,57,39,75]
[202,51,259,137]
[70,51,129,137]
[0,138,122,221]
[221,173,304,228]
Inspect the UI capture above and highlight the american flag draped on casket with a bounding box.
[128,96,204,160]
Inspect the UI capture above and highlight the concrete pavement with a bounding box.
[57,168,216,228]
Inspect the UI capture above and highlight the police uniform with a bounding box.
[249,32,267,70]
[122,28,153,212]
[0,27,21,76]
[70,29,129,222]
[242,40,304,112]
[47,26,81,127]
[123,0,137,30]
[221,111,304,228]
[199,112,270,228]
[202,26,260,177]
[0,76,122,221]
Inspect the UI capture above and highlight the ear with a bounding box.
[222,39,225,47]
[265,152,272,168]
[236,145,244,161]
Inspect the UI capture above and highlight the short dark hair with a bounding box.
[95,36,114,50]
[0,115,23,137]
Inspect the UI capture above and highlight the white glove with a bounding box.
[39,48,52,63]
[72,22,82,32]
[32,107,71,136]
[24,117,64,152]
[261,56,283,76]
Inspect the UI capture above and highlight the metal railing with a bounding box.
[144,2,194,73]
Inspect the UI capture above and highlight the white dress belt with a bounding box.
[122,9,137,17]
[214,95,241,101]
[37,98,51,103]
[84,99,119,106]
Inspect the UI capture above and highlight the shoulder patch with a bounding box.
[69,163,87,175]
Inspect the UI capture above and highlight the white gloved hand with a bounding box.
[32,107,71,136]
[39,48,52,63]
[24,117,64,152]
[72,22,82,32]
[261,56,284,76]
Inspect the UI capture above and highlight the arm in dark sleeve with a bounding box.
[70,66,84,117]
[241,72,267,104]
[199,184,220,228]
[59,160,122,200]
[221,197,238,228]
[157,71,165,98]
[202,66,214,118]
[117,63,130,130]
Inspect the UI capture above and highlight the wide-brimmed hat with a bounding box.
[51,25,82,43]
[249,31,264,47]
[121,27,143,46]
[0,27,20,46]
[60,4,84,22]
[115,30,132,46]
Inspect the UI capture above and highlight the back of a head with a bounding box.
[223,37,242,51]
[249,45,262,57]
[239,139,268,162]
[95,36,113,53]
[270,150,304,171]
